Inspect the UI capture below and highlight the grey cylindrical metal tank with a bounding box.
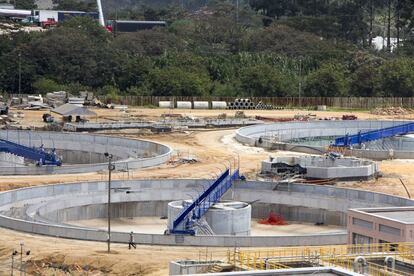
[168,200,251,235]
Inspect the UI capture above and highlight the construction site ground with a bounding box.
[1,107,414,275]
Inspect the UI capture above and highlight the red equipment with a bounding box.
[258,211,288,226]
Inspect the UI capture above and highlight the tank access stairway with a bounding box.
[0,138,62,166]
[333,122,414,147]
[170,168,240,235]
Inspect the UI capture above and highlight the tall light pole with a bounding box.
[11,250,17,276]
[104,152,114,253]
[298,57,302,108]
[18,52,21,94]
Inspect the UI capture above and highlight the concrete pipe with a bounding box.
[177,101,192,109]
[212,101,227,109]
[159,101,173,108]
[193,101,209,109]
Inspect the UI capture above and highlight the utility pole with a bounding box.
[11,250,17,276]
[105,153,114,253]
[19,242,23,276]
[298,57,302,108]
[387,0,392,52]
[235,0,239,25]
[18,52,21,94]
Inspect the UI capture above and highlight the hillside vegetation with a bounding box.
[1,0,414,98]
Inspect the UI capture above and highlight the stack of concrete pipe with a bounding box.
[256,101,277,110]
[228,98,256,110]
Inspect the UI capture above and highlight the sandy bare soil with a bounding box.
[0,107,414,275]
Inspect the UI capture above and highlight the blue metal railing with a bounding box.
[0,139,62,166]
[333,122,414,147]
[171,169,239,235]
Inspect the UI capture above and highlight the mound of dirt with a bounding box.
[371,106,412,116]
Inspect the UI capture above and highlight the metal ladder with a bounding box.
[171,168,240,235]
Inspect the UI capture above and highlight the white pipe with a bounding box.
[96,0,105,26]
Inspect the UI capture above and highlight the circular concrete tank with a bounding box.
[167,200,251,236]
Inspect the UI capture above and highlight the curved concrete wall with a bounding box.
[236,121,414,160]
[0,130,172,175]
[1,179,414,247]
[168,200,251,235]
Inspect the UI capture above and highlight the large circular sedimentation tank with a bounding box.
[236,120,414,160]
[1,179,413,247]
[0,130,172,175]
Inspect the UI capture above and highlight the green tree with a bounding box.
[53,0,97,12]
[32,78,64,93]
[379,59,414,96]
[240,64,294,97]
[148,67,210,96]
[304,63,349,97]
[15,0,36,9]
[28,18,113,89]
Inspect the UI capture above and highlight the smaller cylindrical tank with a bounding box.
[193,101,209,109]
[177,101,192,109]
[212,101,227,109]
[159,101,173,108]
[168,200,251,235]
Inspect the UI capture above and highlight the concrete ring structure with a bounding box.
[167,200,251,235]
[1,179,413,247]
[0,130,172,175]
[236,120,414,160]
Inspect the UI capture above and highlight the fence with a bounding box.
[231,242,414,273]
[7,93,414,109]
[94,96,414,109]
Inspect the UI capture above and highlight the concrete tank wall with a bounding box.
[168,200,251,235]
[236,121,414,160]
[0,130,172,175]
[1,179,414,246]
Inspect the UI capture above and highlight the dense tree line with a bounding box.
[1,0,414,98]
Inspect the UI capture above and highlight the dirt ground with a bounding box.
[1,107,414,275]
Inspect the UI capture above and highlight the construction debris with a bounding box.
[168,156,198,166]
[255,116,293,122]
[234,111,246,119]
[217,113,227,119]
[342,114,358,120]
[371,106,412,116]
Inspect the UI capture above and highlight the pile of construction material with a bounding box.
[45,91,66,107]
[371,106,412,116]
[255,101,283,110]
[159,101,227,109]
[228,99,284,110]
[228,98,256,110]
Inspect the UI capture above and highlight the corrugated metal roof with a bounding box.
[52,103,96,117]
